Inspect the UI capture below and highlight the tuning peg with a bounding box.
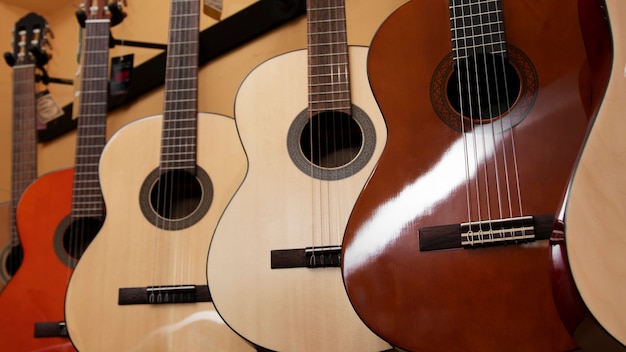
[29,46,49,66]
[109,1,127,27]
[44,25,54,41]
[3,52,15,67]
[75,8,87,28]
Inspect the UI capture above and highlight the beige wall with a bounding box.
[0,0,407,202]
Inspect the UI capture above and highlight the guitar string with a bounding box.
[453,0,481,243]
[328,0,338,250]
[306,0,316,263]
[474,0,496,242]
[489,0,518,236]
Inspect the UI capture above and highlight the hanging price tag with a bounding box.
[36,90,64,124]
[203,0,222,20]
[110,54,134,97]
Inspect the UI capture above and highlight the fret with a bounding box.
[11,63,38,246]
[70,16,111,219]
[309,105,352,113]
[159,0,200,170]
[448,0,506,59]
[308,5,345,12]
[160,158,196,164]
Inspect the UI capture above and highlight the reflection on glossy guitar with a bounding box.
[207,0,391,351]
[550,0,626,349]
[0,2,125,350]
[0,13,45,293]
[341,0,591,350]
[64,0,253,350]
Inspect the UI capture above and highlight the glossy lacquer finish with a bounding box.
[0,202,9,292]
[341,0,590,351]
[0,169,76,351]
[550,0,626,349]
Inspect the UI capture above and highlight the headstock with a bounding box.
[4,13,51,68]
[77,0,127,27]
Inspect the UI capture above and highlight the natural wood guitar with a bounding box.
[341,0,592,351]
[207,1,391,351]
[550,0,626,349]
[64,0,253,350]
[0,13,45,293]
[0,2,125,350]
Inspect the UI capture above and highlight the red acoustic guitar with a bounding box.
[550,0,626,349]
[341,0,592,350]
[0,2,125,349]
[0,13,46,293]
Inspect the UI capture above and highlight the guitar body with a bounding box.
[0,169,76,351]
[341,1,590,351]
[207,47,390,352]
[550,0,626,349]
[0,202,10,291]
[65,113,253,351]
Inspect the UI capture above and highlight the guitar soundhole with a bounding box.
[447,53,520,121]
[139,167,213,230]
[431,45,538,133]
[62,218,102,261]
[287,104,377,181]
[52,216,102,268]
[300,111,363,168]
[2,244,23,278]
[150,170,203,220]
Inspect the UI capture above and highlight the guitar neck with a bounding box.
[161,0,199,172]
[72,18,110,221]
[10,65,38,247]
[306,0,351,114]
[448,0,507,60]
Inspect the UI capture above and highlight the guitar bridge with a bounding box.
[118,284,211,305]
[271,245,342,269]
[34,321,68,338]
[419,214,554,251]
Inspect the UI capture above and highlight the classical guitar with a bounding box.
[64,0,253,350]
[0,13,47,293]
[0,202,9,293]
[550,0,626,349]
[206,1,391,351]
[341,0,592,351]
[0,2,126,349]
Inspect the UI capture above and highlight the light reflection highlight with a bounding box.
[343,124,505,275]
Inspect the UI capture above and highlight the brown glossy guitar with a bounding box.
[0,13,46,293]
[0,2,125,349]
[341,0,592,350]
[550,0,626,349]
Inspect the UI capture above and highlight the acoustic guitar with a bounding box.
[64,0,253,350]
[0,2,126,349]
[341,0,592,350]
[0,13,47,293]
[206,0,391,351]
[550,0,626,349]
[0,202,9,293]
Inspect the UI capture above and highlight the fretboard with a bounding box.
[71,18,110,221]
[449,0,507,60]
[307,0,351,115]
[160,0,199,172]
[10,65,38,247]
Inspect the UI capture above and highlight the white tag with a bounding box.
[36,90,64,123]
